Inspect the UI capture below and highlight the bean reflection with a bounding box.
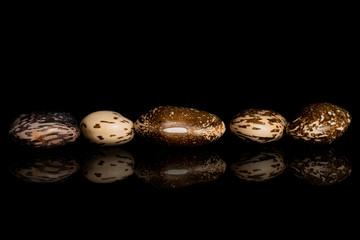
[82,147,135,183]
[9,150,80,183]
[287,147,351,186]
[230,147,286,182]
[135,149,226,188]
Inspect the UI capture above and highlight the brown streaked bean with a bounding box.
[229,109,287,143]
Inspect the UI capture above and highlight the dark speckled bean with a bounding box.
[134,106,226,146]
[286,102,352,144]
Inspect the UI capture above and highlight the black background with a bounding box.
[3,8,359,237]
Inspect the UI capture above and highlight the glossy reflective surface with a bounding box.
[287,147,352,186]
[230,147,286,182]
[9,151,80,183]
[5,136,357,190]
[81,147,135,183]
[135,149,226,188]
